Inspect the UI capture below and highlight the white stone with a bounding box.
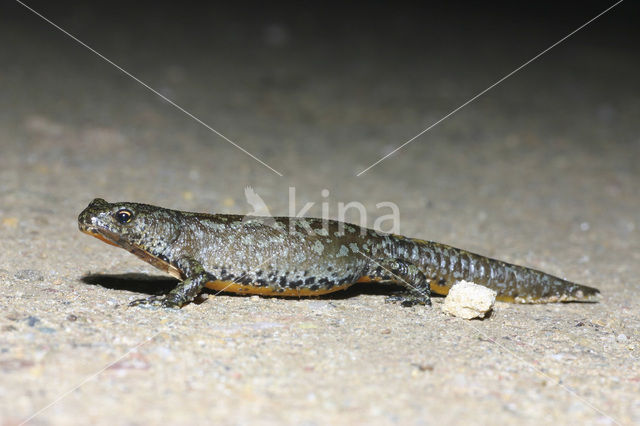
[616,334,628,343]
[442,280,497,319]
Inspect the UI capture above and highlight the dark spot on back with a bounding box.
[238,276,253,285]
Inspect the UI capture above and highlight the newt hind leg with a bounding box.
[364,258,431,307]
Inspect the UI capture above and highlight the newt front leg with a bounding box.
[130,258,211,308]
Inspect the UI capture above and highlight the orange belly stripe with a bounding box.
[204,280,354,296]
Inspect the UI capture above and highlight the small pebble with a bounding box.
[442,281,496,320]
[616,334,628,343]
[14,269,44,282]
[26,316,40,327]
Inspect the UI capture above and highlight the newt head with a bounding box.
[78,198,183,278]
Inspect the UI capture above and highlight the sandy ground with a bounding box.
[1,2,639,425]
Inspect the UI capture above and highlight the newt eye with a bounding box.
[115,209,133,224]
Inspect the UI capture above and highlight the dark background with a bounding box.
[4,1,637,130]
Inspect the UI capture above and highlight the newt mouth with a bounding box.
[78,224,121,248]
[78,222,183,279]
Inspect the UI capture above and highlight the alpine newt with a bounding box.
[78,198,600,308]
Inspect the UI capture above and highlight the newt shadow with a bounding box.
[81,273,179,296]
[80,273,434,301]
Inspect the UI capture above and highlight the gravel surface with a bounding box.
[1,2,638,425]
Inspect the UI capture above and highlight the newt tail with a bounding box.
[78,198,600,308]
[408,238,599,303]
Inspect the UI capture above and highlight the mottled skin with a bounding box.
[78,198,600,308]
